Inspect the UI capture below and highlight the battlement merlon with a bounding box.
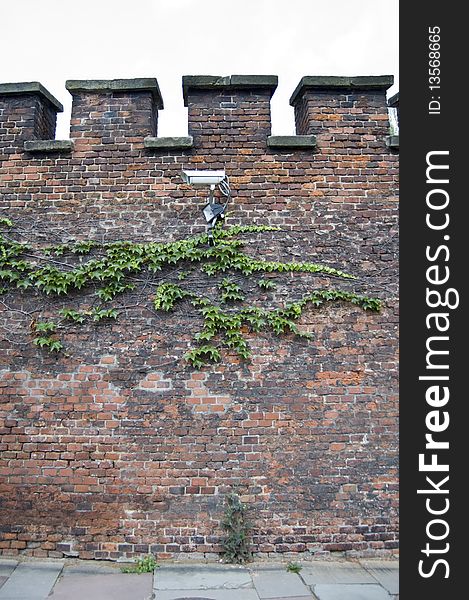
[182,75,278,144]
[182,75,278,106]
[289,75,394,106]
[0,82,64,143]
[65,78,163,140]
[289,75,394,138]
[0,82,64,112]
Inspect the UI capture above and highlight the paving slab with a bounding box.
[0,561,63,600]
[265,597,314,600]
[300,562,375,585]
[62,562,122,575]
[0,561,18,577]
[49,572,153,600]
[313,584,391,600]
[0,560,18,591]
[154,564,253,590]
[154,590,259,600]
[247,563,286,571]
[360,561,399,595]
[251,569,312,598]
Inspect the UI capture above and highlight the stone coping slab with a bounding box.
[388,92,399,106]
[144,136,194,150]
[386,135,399,149]
[65,78,164,109]
[0,82,63,112]
[24,139,74,153]
[154,564,252,590]
[183,75,278,105]
[289,75,394,105]
[267,135,317,149]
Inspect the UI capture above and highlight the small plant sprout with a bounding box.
[286,561,302,574]
[120,554,159,574]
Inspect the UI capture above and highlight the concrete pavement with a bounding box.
[0,557,398,600]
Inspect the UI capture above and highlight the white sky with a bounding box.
[0,0,398,138]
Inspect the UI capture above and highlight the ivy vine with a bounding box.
[0,219,381,367]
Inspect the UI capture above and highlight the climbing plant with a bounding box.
[0,219,381,367]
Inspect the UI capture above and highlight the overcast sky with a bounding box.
[0,0,398,138]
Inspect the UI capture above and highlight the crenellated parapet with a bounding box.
[0,75,397,156]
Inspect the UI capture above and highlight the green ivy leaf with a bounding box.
[34,321,56,333]
[257,278,276,291]
[33,336,63,352]
[185,344,222,367]
[59,308,86,323]
[153,283,191,311]
[219,278,245,303]
[92,308,118,322]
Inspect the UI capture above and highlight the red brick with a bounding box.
[0,76,398,561]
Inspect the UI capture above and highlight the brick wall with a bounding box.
[0,76,399,560]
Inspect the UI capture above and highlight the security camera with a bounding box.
[181,170,226,186]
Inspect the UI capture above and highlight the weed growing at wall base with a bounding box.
[120,554,159,573]
[221,492,252,564]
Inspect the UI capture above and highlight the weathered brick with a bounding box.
[0,74,398,561]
